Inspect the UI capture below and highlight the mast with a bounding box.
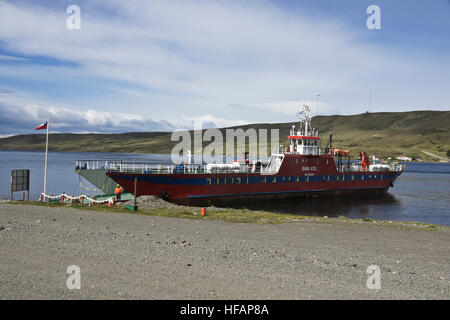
[43,117,49,195]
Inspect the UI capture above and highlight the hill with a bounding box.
[0,111,449,161]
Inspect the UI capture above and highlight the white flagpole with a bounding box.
[43,117,49,195]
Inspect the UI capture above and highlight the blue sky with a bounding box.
[0,0,449,134]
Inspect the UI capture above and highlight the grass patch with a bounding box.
[6,201,448,231]
[13,201,308,224]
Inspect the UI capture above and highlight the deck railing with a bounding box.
[75,160,269,174]
[76,158,404,176]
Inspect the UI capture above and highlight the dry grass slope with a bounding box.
[0,111,448,161]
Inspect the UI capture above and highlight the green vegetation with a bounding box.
[1,111,449,161]
[10,200,447,230]
[15,200,311,224]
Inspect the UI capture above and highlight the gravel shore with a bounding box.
[0,203,448,299]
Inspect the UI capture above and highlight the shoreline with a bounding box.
[5,199,449,230]
[0,149,448,163]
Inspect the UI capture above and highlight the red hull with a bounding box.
[106,155,403,206]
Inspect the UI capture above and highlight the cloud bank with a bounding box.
[0,0,448,135]
[0,102,249,135]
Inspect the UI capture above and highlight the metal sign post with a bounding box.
[11,169,30,201]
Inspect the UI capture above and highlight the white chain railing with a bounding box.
[40,193,115,204]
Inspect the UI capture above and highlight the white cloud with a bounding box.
[0,54,28,61]
[0,102,249,134]
[0,0,448,128]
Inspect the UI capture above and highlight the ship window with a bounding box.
[296,176,300,182]
[316,159,319,165]
[237,177,241,184]
[216,178,220,184]
[381,175,383,180]
[374,175,377,179]
[282,176,286,182]
[295,158,298,164]
[352,175,355,181]
[263,177,267,183]
[327,176,330,181]
[272,176,276,182]
[306,176,310,182]
[206,178,212,185]
[361,175,364,180]
[326,158,329,164]
[229,178,233,184]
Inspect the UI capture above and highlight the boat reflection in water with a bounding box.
[222,192,400,219]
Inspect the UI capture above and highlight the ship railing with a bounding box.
[336,162,404,173]
[75,160,126,170]
[76,160,264,174]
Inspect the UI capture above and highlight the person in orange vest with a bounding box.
[115,184,123,201]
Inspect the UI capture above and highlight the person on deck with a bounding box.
[115,184,123,201]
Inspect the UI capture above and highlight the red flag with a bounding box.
[35,121,48,130]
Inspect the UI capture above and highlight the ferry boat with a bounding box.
[77,105,405,206]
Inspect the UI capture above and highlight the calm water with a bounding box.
[0,150,449,226]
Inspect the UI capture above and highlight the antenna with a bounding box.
[316,93,320,115]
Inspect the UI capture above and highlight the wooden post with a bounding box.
[133,177,138,209]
